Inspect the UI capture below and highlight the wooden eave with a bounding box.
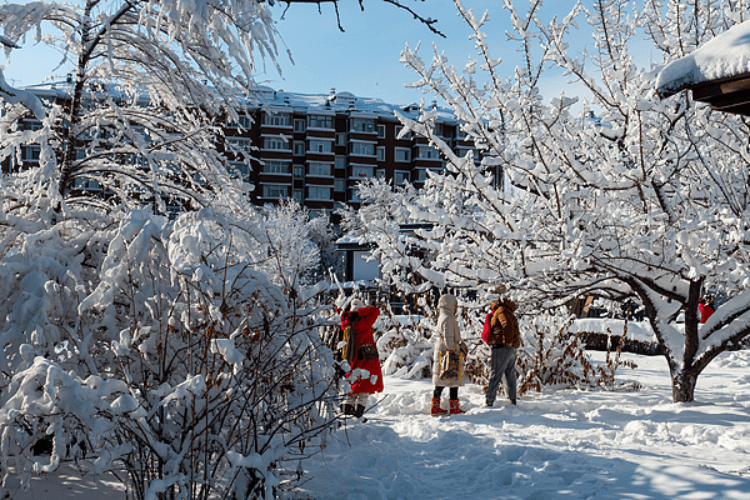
[691,72,750,116]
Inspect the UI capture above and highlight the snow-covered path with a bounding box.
[300,352,750,500]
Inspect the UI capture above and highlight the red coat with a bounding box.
[699,303,714,324]
[341,306,383,395]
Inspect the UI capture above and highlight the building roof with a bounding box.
[656,19,750,100]
[24,80,459,124]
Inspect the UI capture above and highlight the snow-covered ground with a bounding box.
[300,351,750,500]
[9,351,750,500]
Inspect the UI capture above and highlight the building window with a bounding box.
[75,178,102,190]
[418,145,440,160]
[228,115,253,129]
[377,146,385,162]
[228,161,250,179]
[294,164,305,178]
[294,119,306,132]
[22,119,43,131]
[394,170,410,185]
[263,113,291,127]
[308,186,332,200]
[22,145,41,162]
[395,125,412,140]
[334,178,345,192]
[350,142,375,156]
[262,160,291,174]
[394,147,411,162]
[263,136,290,151]
[377,124,386,138]
[335,155,346,170]
[336,133,346,146]
[294,142,305,156]
[351,118,375,133]
[352,165,374,179]
[263,184,289,199]
[350,189,361,202]
[294,189,304,202]
[308,163,332,176]
[226,138,253,156]
[308,114,334,129]
[309,139,333,154]
[376,169,385,179]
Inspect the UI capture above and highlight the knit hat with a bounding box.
[493,284,508,295]
[349,298,366,310]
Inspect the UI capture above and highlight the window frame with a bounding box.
[262,184,289,199]
[394,147,411,162]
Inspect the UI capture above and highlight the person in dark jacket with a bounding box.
[485,284,520,407]
[340,299,383,418]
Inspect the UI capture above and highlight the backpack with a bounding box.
[481,311,495,344]
[487,306,520,347]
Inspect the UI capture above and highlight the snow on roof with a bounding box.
[22,80,458,123]
[250,87,458,123]
[336,234,374,246]
[656,19,750,98]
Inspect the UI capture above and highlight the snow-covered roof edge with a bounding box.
[656,19,750,98]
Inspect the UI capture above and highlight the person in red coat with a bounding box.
[699,296,715,324]
[340,299,383,418]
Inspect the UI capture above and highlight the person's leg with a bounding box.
[431,386,448,416]
[449,385,464,414]
[501,348,517,404]
[354,393,369,418]
[341,393,357,415]
[487,347,512,405]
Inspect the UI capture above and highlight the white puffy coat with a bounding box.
[432,294,467,387]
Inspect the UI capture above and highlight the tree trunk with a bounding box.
[670,366,698,403]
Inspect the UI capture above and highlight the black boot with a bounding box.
[340,403,355,415]
[353,404,366,418]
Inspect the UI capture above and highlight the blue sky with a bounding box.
[3,0,657,106]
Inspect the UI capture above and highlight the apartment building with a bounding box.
[225,86,502,220]
[4,82,501,220]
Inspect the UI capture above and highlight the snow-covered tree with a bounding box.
[261,199,338,288]
[0,0,281,216]
[0,2,350,497]
[344,0,750,403]
[0,207,338,500]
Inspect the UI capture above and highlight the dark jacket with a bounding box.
[488,298,520,348]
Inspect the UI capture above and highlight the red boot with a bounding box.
[449,399,465,415]
[431,397,448,416]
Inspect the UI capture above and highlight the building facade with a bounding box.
[5,83,502,221]
[224,86,501,220]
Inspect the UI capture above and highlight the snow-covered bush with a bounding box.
[0,208,338,500]
[516,310,640,395]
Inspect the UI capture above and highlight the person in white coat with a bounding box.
[431,293,468,415]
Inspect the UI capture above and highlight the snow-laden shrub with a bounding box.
[377,310,433,380]
[0,208,338,500]
[516,310,640,394]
